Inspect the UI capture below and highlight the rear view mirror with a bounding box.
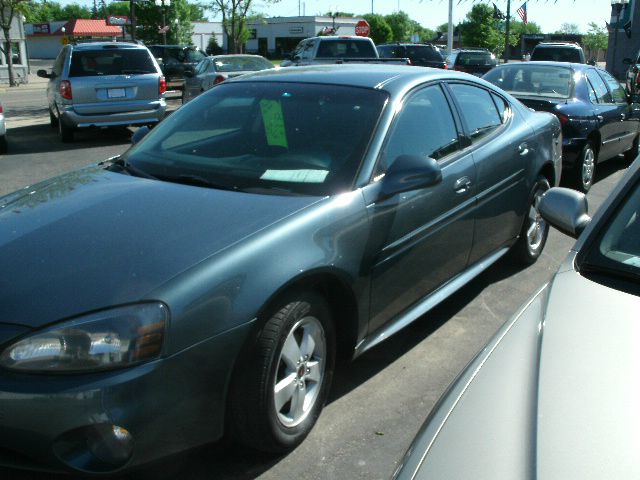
[37,69,52,79]
[539,187,591,238]
[379,155,442,200]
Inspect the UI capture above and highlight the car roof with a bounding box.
[535,42,581,48]
[378,43,436,47]
[492,60,586,70]
[70,42,147,51]
[230,64,474,92]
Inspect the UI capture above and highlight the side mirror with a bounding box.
[379,155,442,200]
[293,54,302,62]
[538,187,591,238]
[37,69,51,79]
[131,125,150,145]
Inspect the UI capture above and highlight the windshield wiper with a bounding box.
[102,156,158,180]
[158,173,240,192]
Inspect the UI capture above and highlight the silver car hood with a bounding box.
[395,256,640,479]
[537,266,640,479]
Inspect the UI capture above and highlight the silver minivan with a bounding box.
[38,42,167,142]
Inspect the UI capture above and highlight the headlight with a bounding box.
[0,303,168,373]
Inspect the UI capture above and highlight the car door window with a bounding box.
[449,83,502,141]
[491,93,511,123]
[586,77,599,103]
[52,47,66,76]
[598,70,627,103]
[195,59,208,75]
[376,84,459,177]
[586,69,612,103]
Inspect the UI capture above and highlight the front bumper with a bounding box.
[0,320,252,474]
[60,99,166,129]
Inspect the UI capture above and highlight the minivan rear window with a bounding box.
[69,49,156,77]
[531,48,582,63]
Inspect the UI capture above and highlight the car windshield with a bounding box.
[69,49,156,76]
[213,56,274,72]
[581,179,640,283]
[121,82,388,196]
[483,65,574,98]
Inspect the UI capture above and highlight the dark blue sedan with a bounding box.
[484,61,640,192]
[0,65,560,474]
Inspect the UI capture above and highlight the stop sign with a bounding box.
[355,20,370,37]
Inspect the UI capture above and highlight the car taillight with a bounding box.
[635,71,640,86]
[159,76,167,94]
[407,58,413,66]
[214,75,225,85]
[60,80,72,100]
[554,112,569,125]
[443,63,448,70]
[0,104,4,113]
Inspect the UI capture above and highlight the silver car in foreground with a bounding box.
[393,157,640,479]
[38,42,167,142]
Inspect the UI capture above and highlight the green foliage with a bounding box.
[583,22,607,52]
[134,0,194,45]
[106,2,131,17]
[384,11,413,42]
[362,14,392,45]
[556,22,580,34]
[323,11,354,17]
[206,34,223,54]
[459,4,503,53]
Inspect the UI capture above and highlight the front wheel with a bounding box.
[511,176,550,264]
[228,291,335,452]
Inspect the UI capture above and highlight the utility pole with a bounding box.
[130,0,136,42]
[504,0,511,63]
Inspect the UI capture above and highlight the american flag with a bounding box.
[517,2,528,24]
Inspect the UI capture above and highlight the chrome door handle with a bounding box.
[518,143,529,156]
[597,115,604,123]
[621,113,627,121]
[453,176,472,194]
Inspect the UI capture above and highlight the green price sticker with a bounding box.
[259,99,288,148]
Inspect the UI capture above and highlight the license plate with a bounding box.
[107,88,126,98]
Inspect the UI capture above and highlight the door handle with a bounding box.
[621,113,626,121]
[453,176,472,194]
[597,115,604,123]
[518,143,529,156]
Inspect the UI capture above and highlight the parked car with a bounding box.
[483,61,640,192]
[37,42,167,143]
[445,48,497,76]
[148,44,207,87]
[0,65,560,474]
[377,43,447,68]
[0,98,6,153]
[182,54,275,104]
[280,36,409,66]
[530,41,586,63]
[392,157,640,480]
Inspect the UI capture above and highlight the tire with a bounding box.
[49,107,58,128]
[512,176,550,264]
[624,134,639,163]
[573,141,596,193]
[58,116,74,143]
[228,291,335,453]
[0,135,7,154]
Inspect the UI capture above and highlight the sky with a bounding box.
[250,0,614,34]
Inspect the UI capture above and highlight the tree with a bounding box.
[209,0,281,54]
[0,0,29,86]
[133,0,194,45]
[556,22,580,35]
[459,4,503,54]
[323,11,354,17]
[582,21,607,61]
[362,14,392,45]
[384,11,413,42]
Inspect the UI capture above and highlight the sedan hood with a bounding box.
[0,167,321,328]
[536,267,640,479]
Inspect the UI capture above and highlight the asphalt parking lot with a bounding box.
[0,67,631,480]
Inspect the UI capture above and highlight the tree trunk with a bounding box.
[3,33,15,87]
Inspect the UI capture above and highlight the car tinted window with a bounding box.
[195,58,209,74]
[531,47,581,62]
[457,52,496,66]
[316,40,376,58]
[598,70,627,103]
[377,46,397,58]
[124,82,388,196]
[186,49,206,63]
[483,65,573,98]
[69,49,156,76]
[406,46,442,61]
[377,84,459,176]
[586,69,612,103]
[449,83,502,141]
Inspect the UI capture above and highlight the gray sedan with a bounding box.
[182,54,274,103]
[393,158,640,480]
[0,65,559,474]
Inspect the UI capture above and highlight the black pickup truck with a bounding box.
[281,36,409,67]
